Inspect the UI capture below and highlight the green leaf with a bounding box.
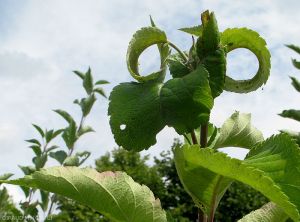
[63,156,80,166]
[279,109,300,122]
[29,145,42,156]
[214,112,264,149]
[160,65,213,134]
[49,151,68,165]
[33,155,48,170]
[290,76,300,92]
[95,80,110,85]
[32,124,44,138]
[25,139,41,146]
[46,145,59,152]
[174,134,300,221]
[0,173,13,181]
[52,129,64,139]
[292,59,300,69]
[286,44,300,55]
[62,121,78,149]
[1,167,167,222]
[77,125,95,137]
[127,27,168,82]
[220,28,271,93]
[40,190,49,211]
[167,53,190,78]
[238,202,288,222]
[109,81,165,151]
[280,130,300,145]
[94,87,107,98]
[45,129,54,143]
[83,67,94,95]
[81,94,97,117]
[179,25,203,36]
[54,109,75,124]
[19,166,36,175]
[76,151,91,165]
[73,70,85,79]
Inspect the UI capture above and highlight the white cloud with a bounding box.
[0,0,300,204]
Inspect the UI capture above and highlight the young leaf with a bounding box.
[94,87,107,98]
[81,94,97,117]
[32,124,44,138]
[109,81,165,151]
[160,65,214,134]
[214,112,264,149]
[174,134,300,221]
[0,167,167,222]
[62,121,77,149]
[0,173,13,181]
[77,125,95,137]
[76,151,91,165]
[292,59,300,69]
[45,129,54,143]
[178,25,203,36]
[40,190,49,211]
[95,80,109,85]
[73,70,85,79]
[33,155,48,170]
[238,202,288,222]
[167,53,190,78]
[54,109,75,124]
[49,151,68,165]
[63,156,80,166]
[127,27,168,82]
[29,145,42,156]
[286,44,300,55]
[25,139,41,146]
[290,76,300,92]
[220,28,271,93]
[279,109,300,122]
[19,166,36,175]
[46,145,59,153]
[83,67,94,95]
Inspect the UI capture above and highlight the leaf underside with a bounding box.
[1,167,167,222]
[174,134,300,221]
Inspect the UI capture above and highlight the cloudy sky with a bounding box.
[0,0,300,202]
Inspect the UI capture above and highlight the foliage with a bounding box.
[4,9,300,222]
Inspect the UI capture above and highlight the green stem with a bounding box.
[168,41,189,63]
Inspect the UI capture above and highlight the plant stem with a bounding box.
[168,41,189,63]
[198,212,208,222]
[200,124,208,148]
[191,131,198,144]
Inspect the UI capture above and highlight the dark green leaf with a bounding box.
[0,173,13,180]
[54,109,75,124]
[49,150,68,165]
[46,145,59,152]
[94,87,107,98]
[279,109,300,122]
[291,77,300,92]
[32,124,44,138]
[33,155,47,170]
[52,129,64,139]
[40,190,49,211]
[95,80,109,85]
[29,145,42,156]
[167,53,190,78]
[83,67,94,95]
[109,81,165,151]
[73,70,85,79]
[286,44,300,55]
[62,121,77,149]
[76,151,91,165]
[160,65,213,134]
[19,166,36,175]
[25,139,41,146]
[45,129,54,143]
[81,94,97,117]
[292,59,300,69]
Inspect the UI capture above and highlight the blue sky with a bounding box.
[0,0,300,202]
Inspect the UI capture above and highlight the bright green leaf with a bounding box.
[127,27,168,82]
[214,112,264,149]
[279,109,300,122]
[0,167,167,222]
[238,202,288,222]
[221,28,271,93]
[160,65,213,134]
[167,53,190,78]
[179,25,203,36]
